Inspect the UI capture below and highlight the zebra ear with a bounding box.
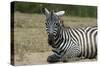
[42,8,50,16]
[55,11,65,16]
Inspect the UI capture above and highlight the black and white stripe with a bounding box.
[51,24,97,62]
[43,8,97,62]
[53,26,97,59]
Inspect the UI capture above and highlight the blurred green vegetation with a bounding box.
[12,1,97,17]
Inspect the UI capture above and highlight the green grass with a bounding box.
[13,12,97,56]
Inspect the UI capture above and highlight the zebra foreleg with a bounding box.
[61,56,81,62]
[61,50,81,62]
[47,54,61,63]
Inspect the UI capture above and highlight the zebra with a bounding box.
[43,8,97,63]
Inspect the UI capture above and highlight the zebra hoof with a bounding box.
[47,54,60,63]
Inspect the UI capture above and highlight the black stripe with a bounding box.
[63,31,72,56]
[54,28,63,47]
[69,28,78,42]
[89,29,97,58]
[85,27,92,58]
[85,33,89,58]
[77,28,86,57]
[72,28,83,56]
[60,30,67,50]
[62,29,70,52]
[94,31,97,58]
[56,35,63,48]
[63,40,73,56]
[52,50,61,56]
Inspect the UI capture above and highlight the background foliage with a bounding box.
[13,1,97,17]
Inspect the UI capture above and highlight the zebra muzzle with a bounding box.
[48,34,54,41]
[48,34,55,47]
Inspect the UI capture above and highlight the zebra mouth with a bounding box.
[48,39,55,47]
[48,34,55,47]
[48,37,54,44]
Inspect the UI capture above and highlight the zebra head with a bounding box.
[43,8,65,45]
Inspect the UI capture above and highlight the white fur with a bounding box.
[44,8,65,16]
[55,11,65,16]
[44,8,49,15]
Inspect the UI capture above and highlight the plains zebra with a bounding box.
[43,8,97,63]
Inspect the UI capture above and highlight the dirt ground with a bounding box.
[15,51,96,66]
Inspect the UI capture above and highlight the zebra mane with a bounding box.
[58,17,70,29]
[50,10,55,20]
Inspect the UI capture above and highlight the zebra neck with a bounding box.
[54,27,70,50]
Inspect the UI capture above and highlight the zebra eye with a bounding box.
[55,23,58,26]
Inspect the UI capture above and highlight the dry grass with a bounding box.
[13,12,97,63]
[14,12,51,53]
